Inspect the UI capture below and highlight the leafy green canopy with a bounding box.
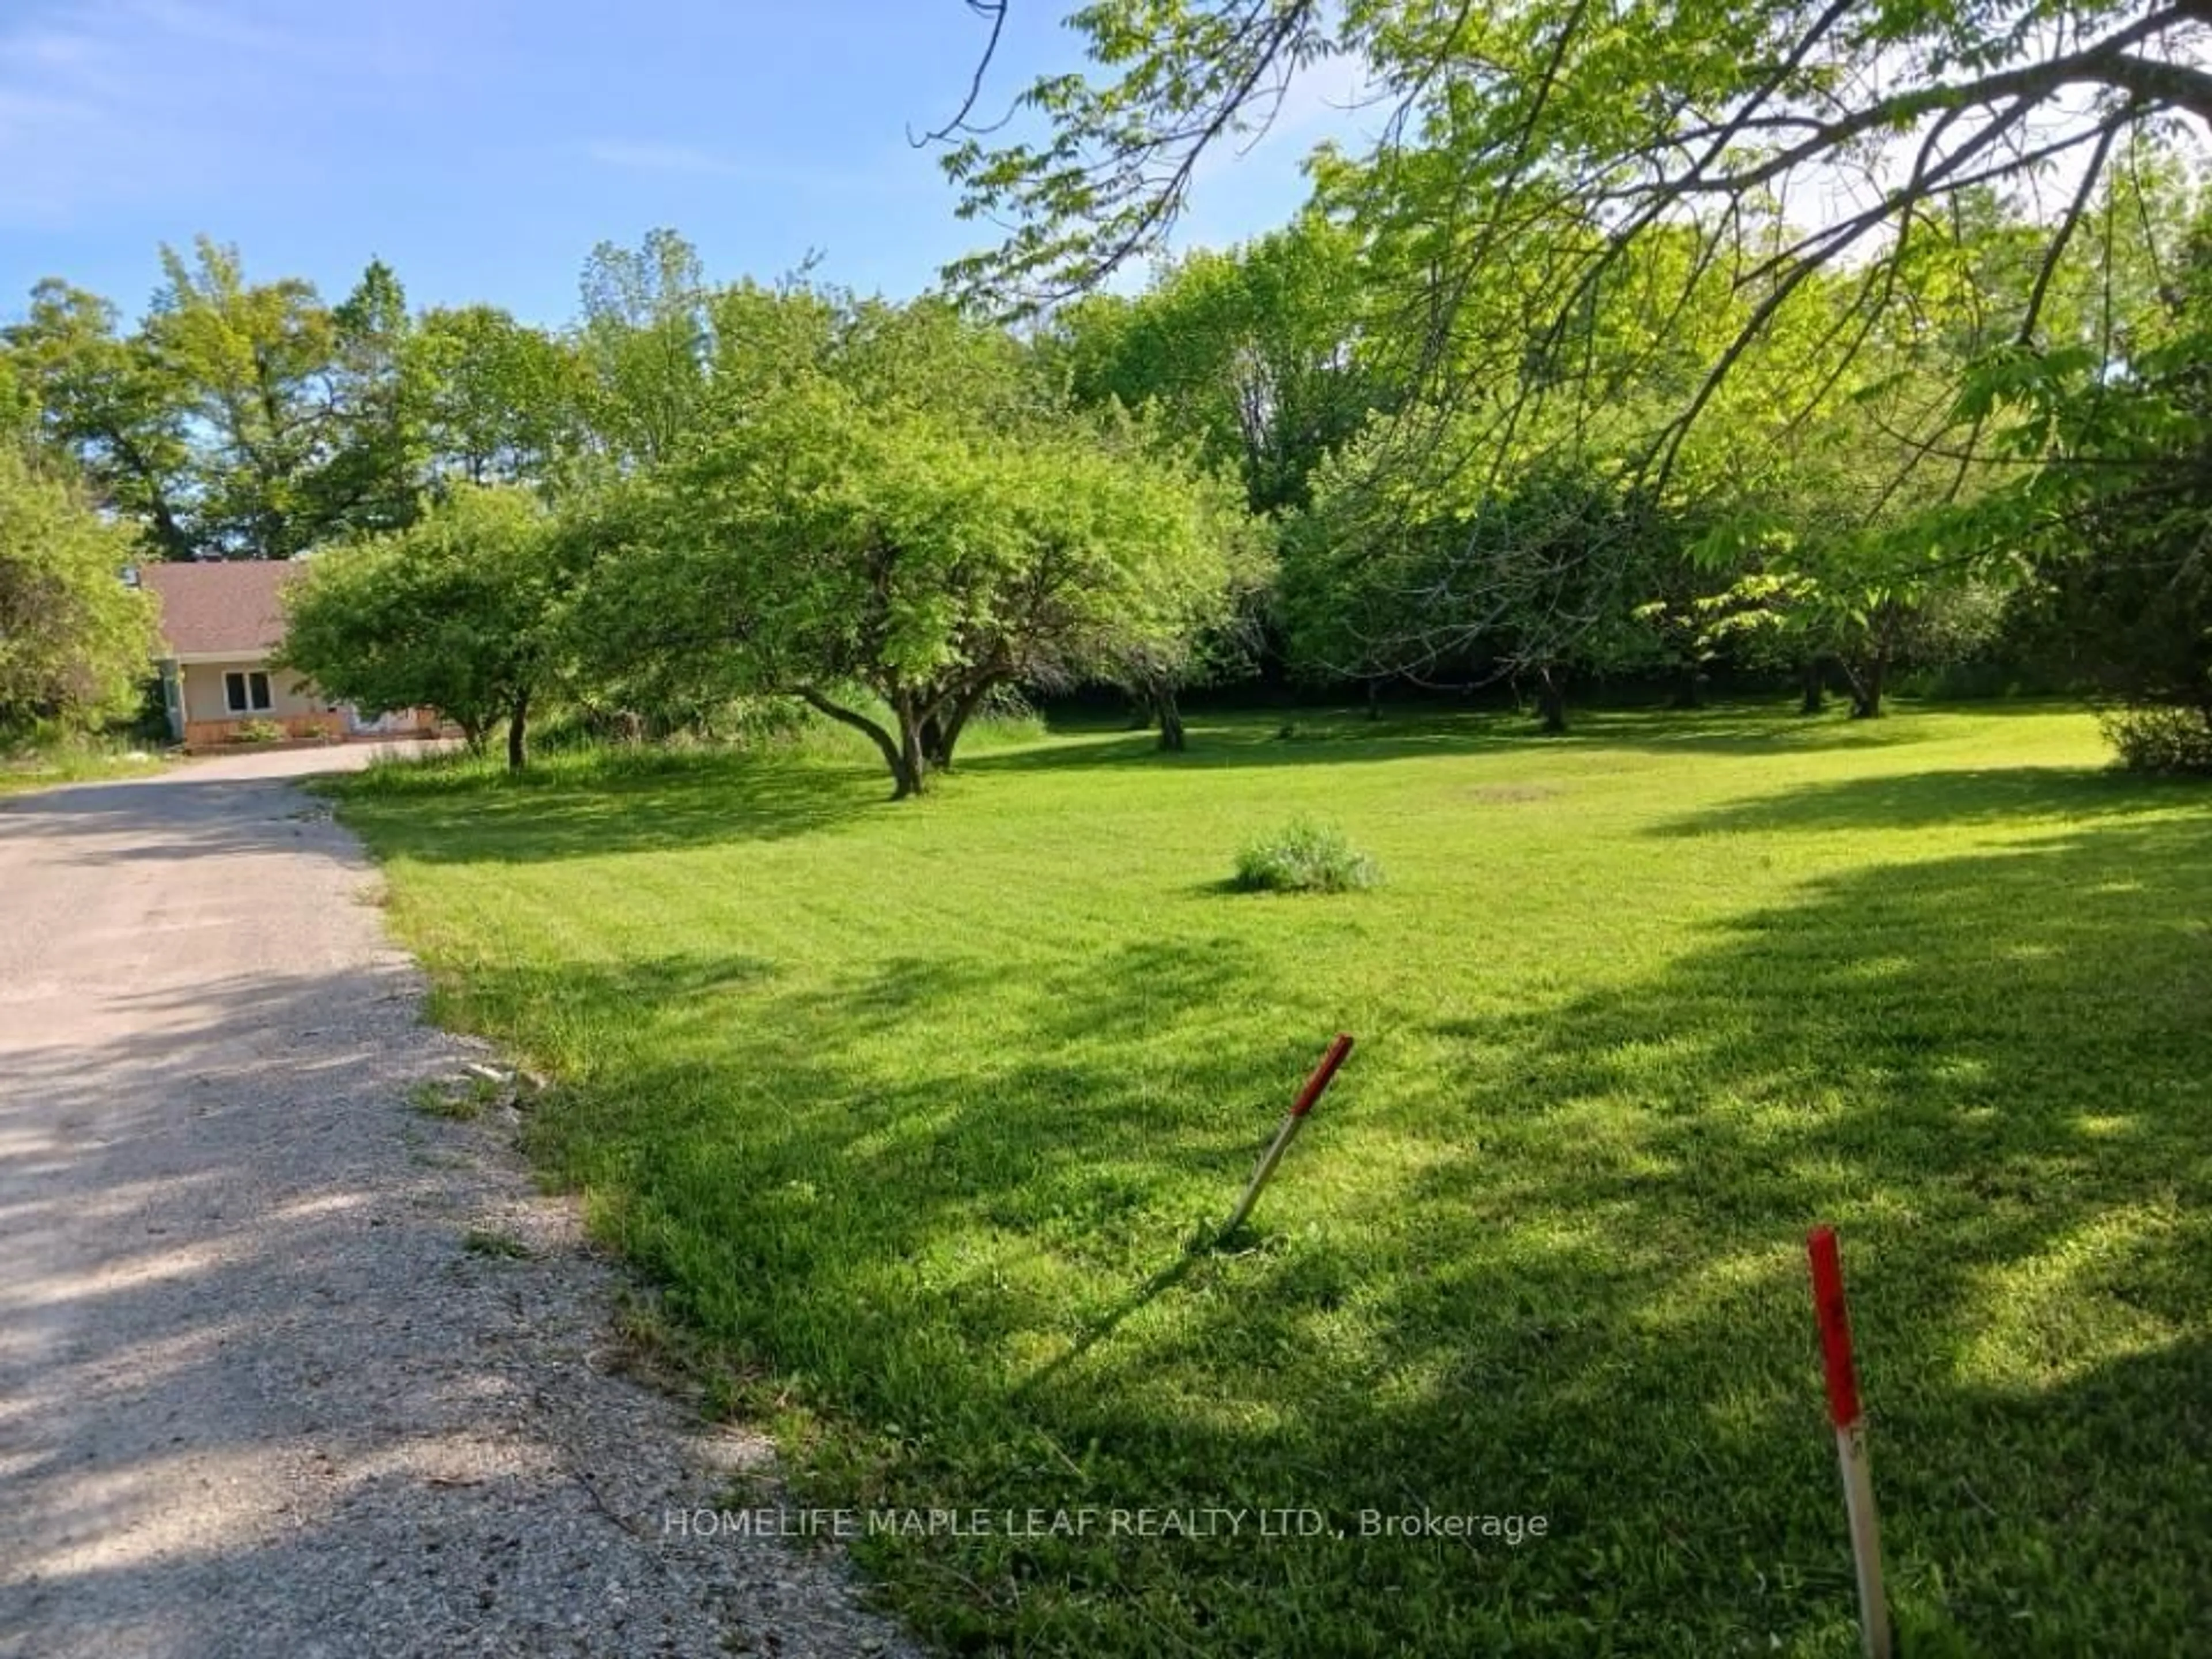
[943,0,2211,468]
[943,6,2212,727]
[581,298,1260,796]
[279,486,562,768]
[1050,214,1381,517]
[2,237,593,565]
[1973,223,2212,766]
[0,446,158,738]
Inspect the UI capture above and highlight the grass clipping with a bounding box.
[1232,817,1382,894]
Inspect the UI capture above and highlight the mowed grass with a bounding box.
[327,703,2212,1656]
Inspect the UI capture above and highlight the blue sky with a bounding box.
[0,0,1368,328]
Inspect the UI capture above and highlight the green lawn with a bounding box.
[0,743,163,797]
[328,703,2212,1657]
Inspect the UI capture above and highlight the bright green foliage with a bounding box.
[307,259,433,541]
[949,1,2210,365]
[280,486,562,768]
[144,238,341,559]
[0,355,30,446]
[415,305,588,488]
[577,229,714,469]
[2,280,197,560]
[583,297,1262,797]
[328,703,2212,1656]
[0,446,158,737]
[1053,215,1380,516]
[1676,378,2002,719]
[944,0,2212,709]
[1994,333,2212,764]
[1910,149,2212,760]
[941,0,1337,309]
[1284,409,1688,725]
[5,247,593,558]
[1230,815,1381,891]
[1253,203,2009,718]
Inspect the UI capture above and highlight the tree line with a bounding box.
[0,236,1264,793]
[8,0,2212,777]
[935,0,2212,771]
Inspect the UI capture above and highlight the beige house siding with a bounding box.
[181,660,327,724]
[177,660,343,748]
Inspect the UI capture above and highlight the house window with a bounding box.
[224,671,272,713]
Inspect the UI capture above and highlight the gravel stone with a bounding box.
[0,747,918,1659]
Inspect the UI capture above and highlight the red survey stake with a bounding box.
[1808,1226,1891,1659]
[1219,1033,1354,1237]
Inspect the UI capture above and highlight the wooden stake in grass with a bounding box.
[1219,1033,1354,1240]
[1808,1225,1892,1659]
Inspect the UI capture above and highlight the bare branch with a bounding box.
[913,1,1013,146]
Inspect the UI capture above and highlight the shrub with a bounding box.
[1232,817,1381,893]
[232,718,286,744]
[2100,703,2212,775]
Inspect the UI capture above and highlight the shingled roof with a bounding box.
[139,560,298,658]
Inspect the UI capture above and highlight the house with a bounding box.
[137,560,438,749]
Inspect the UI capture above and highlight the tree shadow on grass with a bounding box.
[1320,811,2212,1653]
[446,804,2212,1653]
[1647,762,2204,836]
[320,706,2094,872]
[972,702,2027,779]
[323,751,885,863]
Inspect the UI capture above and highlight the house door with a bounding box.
[343,705,408,735]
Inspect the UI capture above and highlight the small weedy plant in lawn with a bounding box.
[1232,817,1382,893]
[460,1226,533,1260]
[407,1074,502,1120]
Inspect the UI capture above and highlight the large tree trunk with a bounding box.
[797,686,918,798]
[921,680,995,772]
[1152,683,1186,751]
[1845,650,1888,719]
[893,693,928,798]
[1671,662,1706,710]
[505,690,530,772]
[1365,677,1382,721]
[1798,656,1828,715]
[1535,665,1569,734]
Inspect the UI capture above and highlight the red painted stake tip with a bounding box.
[1290,1033,1355,1118]
[1807,1226,1863,1430]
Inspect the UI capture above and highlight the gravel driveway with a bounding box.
[0,747,912,1658]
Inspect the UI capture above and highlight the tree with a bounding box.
[9,249,440,562]
[1051,215,1381,517]
[581,299,1259,797]
[0,353,31,445]
[308,259,431,540]
[941,0,2212,503]
[1097,436,1274,750]
[280,487,562,769]
[1287,431,1674,730]
[3,281,197,560]
[577,230,713,469]
[1987,215,2212,768]
[143,238,338,559]
[0,445,158,738]
[416,305,586,488]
